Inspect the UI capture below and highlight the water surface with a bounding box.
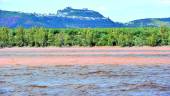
[0,64,170,96]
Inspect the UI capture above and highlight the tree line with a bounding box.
[0,27,170,47]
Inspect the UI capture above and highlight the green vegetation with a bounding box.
[0,27,170,48]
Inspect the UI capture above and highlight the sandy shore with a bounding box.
[0,46,170,66]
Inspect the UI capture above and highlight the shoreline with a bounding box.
[0,46,170,66]
[1,46,170,50]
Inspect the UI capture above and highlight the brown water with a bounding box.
[1,47,170,96]
[0,64,170,96]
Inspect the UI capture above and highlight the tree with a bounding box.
[34,28,48,47]
[0,27,10,47]
[15,27,26,47]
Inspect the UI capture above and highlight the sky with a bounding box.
[0,0,170,22]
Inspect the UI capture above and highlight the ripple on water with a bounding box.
[0,64,170,96]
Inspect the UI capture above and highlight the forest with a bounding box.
[0,27,170,47]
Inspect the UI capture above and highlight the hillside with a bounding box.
[0,7,170,28]
[126,18,170,27]
[0,7,123,28]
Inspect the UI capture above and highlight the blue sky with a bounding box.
[0,0,170,22]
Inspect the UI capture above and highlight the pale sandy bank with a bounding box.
[0,47,170,66]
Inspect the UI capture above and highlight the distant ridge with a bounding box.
[0,7,170,28]
[125,18,170,27]
[0,7,123,28]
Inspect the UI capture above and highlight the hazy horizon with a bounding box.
[0,0,170,22]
